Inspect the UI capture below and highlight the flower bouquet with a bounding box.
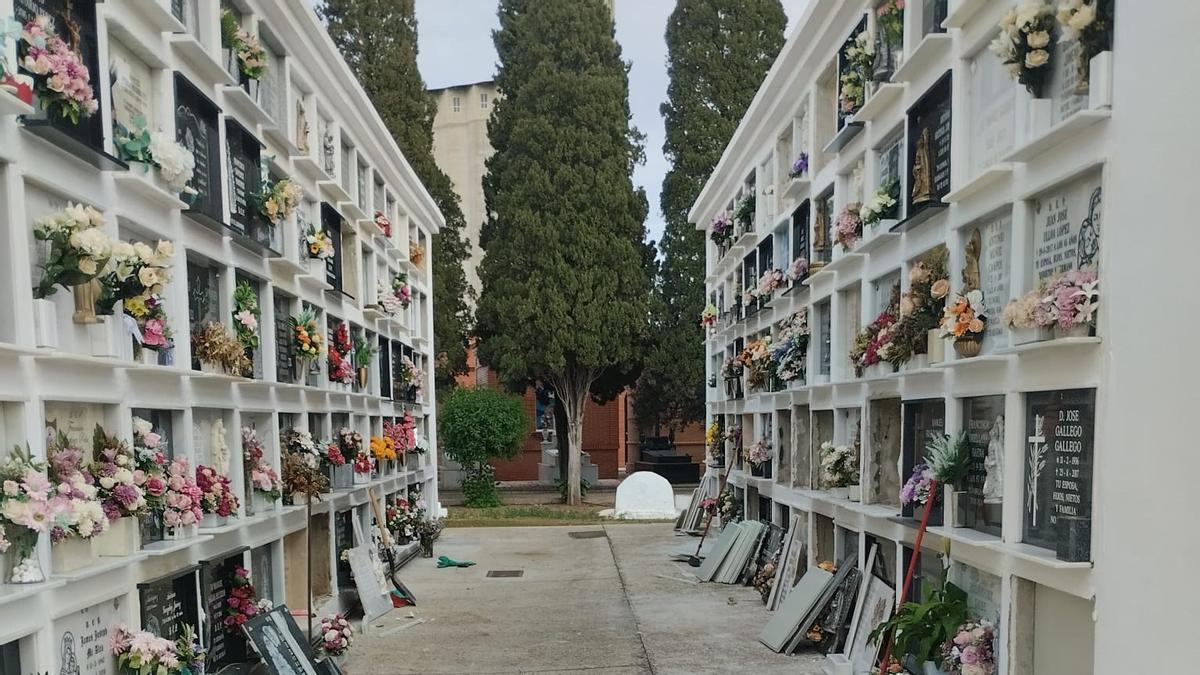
[337,427,365,465]
[45,431,109,562]
[114,117,198,198]
[888,250,950,367]
[834,204,863,250]
[393,273,413,309]
[939,289,988,357]
[746,438,772,468]
[221,8,266,80]
[290,309,324,378]
[0,445,52,582]
[740,338,774,391]
[225,565,262,627]
[1057,0,1112,95]
[756,268,785,301]
[901,462,941,524]
[17,15,98,123]
[771,308,810,383]
[90,425,147,555]
[374,210,392,237]
[162,458,203,538]
[699,303,718,332]
[316,613,353,660]
[409,242,426,266]
[788,256,810,283]
[257,178,302,225]
[97,239,174,324]
[31,203,111,327]
[788,152,809,179]
[840,31,872,115]
[328,323,355,387]
[990,1,1056,96]
[716,485,741,522]
[819,441,858,498]
[193,321,251,376]
[110,623,205,675]
[941,619,997,675]
[860,179,899,227]
[305,225,335,260]
[370,435,398,477]
[734,194,756,230]
[243,426,281,511]
[196,464,239,525]
[709,213,734,246]
[232,280,260,349]
[850,303,899,377]
[281,449,329,504]
[126,292,173,362]
[1039,267,1098,337]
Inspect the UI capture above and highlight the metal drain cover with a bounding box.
[568,531,607,539]
[486,570,524,578]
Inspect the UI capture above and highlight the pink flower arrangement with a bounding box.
[45,430,109,542]
[756,268,785,299]
[196,464,239,518]
[352,452,373,475]
[242,427,281,501]
[323,443,347,468]
[789,256,810,281]
[18,15,99,123]
[90,425,147,520]
[1037,268,1099,331]
[384,413,417,454]
[834,204,863,250]
[317,613,353,657]
[225,566,261,626]
[941,619,996,675]
[374,211,392,236]
[109,623,203,674]
[0,446,54,553]
[900,462,936,507]
[162,458,202,529]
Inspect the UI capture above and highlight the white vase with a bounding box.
[139,348,160,366]
[252,491,277,513]
[94,517,140,557]
[200,513,229,529]
[90,316,123,358]
[926,329,945,363]
[200,361,224,375]
[1011,326,1051,346]
[945,487,966,528]
[165,524,197,540]
[353,470,370,485]
[51,537,97,574]
[32,298,59,349]
[904,353,929,371]
[848,485,861,502]
[6,550,45,584]
[1054,324,1091,339]
[307,257,327,279]
[829,487,849,500]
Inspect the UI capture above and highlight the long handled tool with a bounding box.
[876,478,939,674]
[368,487,417,606]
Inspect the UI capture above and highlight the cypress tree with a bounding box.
[477,0,652,504]
[319,0,473,390]
[634,0,787,434]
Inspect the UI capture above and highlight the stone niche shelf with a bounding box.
[943,163,1014,205]
[891,32,954,85]
[855,83,905,123]
[169,34,237,87]
[1003,109,1111,164]
[221,84,275,131]
[0,89,35,117]
[112,167,189,211]
[942,0,991,29]
[823,120,864,154]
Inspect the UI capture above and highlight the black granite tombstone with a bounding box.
[1022,389,1095,562]
[898,72,952,231]
[138,565,201,643]
[201,547,250,669]
[176,74,224,229]
[961,396,1005,536]
[900,399,945,523]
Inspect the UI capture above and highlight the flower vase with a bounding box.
[357,367,369,390]
[295,358,311,385]
[945,487,966,528]
[89,315,121,358]
[848,485,862,502]
[1054,324,1091,339]
[290,491,311,506]
[252,491,277,513]
[407,454,419,472]
[953,336,982,358]
[420,536,434,558]
[200,361,224,375]
[139,347,161,366]
[51,537,97,575]
[71,279,100,324]
[6,550,45,584]
[165,524,196,540]
[829,487,849,500]
[200,513,225,529]
[353,470,370,485]
[307,257,326,279]
[32,298,59,348]
[926,329,944,363]
[905,353,929,371]
[94,516,141,557]
[328,464,353,489]
[1011,326,1050,346]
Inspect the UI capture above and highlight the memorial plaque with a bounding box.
[1049,38,1089,124]
[906,72,953,216]
[108,38,155,134]
[968,49,1016,176]
[226,120,264,239]
[176,74,224,225]
[901,399,945,519]
[961,396,1004,536]
[334,510,354,587]
[53,598,119,675]
[15,0,105,149]
[44,401,105,449]
[976,212,1011,350]
[949,561,1001,624]
[818,301,831,376]
[138,566,201,642]
[1022,389,1095,561]
[835,18,867,127]
[1031,169,1102,284]
[242,606,319,675]
[202,548,249,668]
[921,0,947,37]
[320,203,344,288]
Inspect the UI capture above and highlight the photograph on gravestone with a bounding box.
[968,48,1016,176]
[176,74,224,227]
[138,565,202,643]
[1031,169,1102,285]
[53,598,120,675]
[975,212,1012,351]
[1022,389,1095,561]
[905,72,952,219]
[202,547,251,669]
[242,607,320,675]
[961,396,1005,536]
[900,399,945,519]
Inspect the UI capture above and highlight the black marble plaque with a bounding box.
[242,606,320,675]
[225,120,263,238]
[320,203,344,289]
[921,0,948,37]
[961,396,1004,536]
[15,0,105,149]
[906,72,953,217]
[139,566,201,642]
[201,548,249,669]
[836,17,868,128]
[1022,389,1095,560]
[334,509,354,587]
[176,74,223,225]
[378,335,392,398]
[900,399,945,520]
[790,200,809,281]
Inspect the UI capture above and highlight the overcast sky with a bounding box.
[411,0,810,246]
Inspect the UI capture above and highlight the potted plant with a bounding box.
[820,441,857,499]
[1039,268,1099,338]
[868,576,968,675]
[901,462,941,526]
[926,432,971,528]
[322,435,352,489]
[242,427,281,514]
[1001,285,1052,346]
[940,619,997,675]
[353,335,376,390]
[89,425,147,556]
[939,290,987,358]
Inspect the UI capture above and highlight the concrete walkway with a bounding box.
[347,523,823,674]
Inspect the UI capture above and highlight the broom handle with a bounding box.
[877,478,938,674]
[368,486,394,548]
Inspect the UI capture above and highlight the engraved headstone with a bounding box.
[138,566,201,643]
[949,561,1001,624]
[901,399,945,520]
[1022,389,1095,561]
[1031,170,1102,284]
[108,39,154,134]
[961,396,1004,536]
[176,74,223,224]
[978,213,1011,350]
[906,73,952,215]
[242,606,320,675]
[968,49,1015,175]
[201,549,249,669]
[53,599,119,675]
[1049,38,1089,124]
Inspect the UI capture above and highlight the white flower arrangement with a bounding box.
[859,181,898,226]
[148,131,197,195]
[377,279,404,317]
[990,1,1056,95]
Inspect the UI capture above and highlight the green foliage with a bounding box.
[114,115,152,165]
[220,8,239,49]
[634,0,786,434]
[925,431,972,489]
[868,577,968,665]
[554,477,591,504]
[460,462,502,508]
[232,281,260,348]
[439,387,528,465]
[320,0,473,389]
[352,334,376,369]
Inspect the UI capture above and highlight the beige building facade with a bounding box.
[430,80,498,301]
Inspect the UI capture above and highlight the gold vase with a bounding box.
[954,336,982,358]
[71,279,100,324]
[357,367,368,389]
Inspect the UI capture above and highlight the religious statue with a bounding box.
[983,415,1004,503]
[295,100,310,153]
[212,418,230,475]
[59,633,81,675]
[322,129,335,174]
[910,127,933,204]
[962,228,982,290]
[811,200,830,272]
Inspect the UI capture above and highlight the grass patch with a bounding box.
[445,504,676,528]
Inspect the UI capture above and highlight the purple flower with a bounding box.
[102,499,121,521]
[113,484,140,507]
[790,152,809,177]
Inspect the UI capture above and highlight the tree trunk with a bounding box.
[554,397,569,485]
[564,400,584,506]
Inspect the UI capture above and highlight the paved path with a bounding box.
[346,523,824,674]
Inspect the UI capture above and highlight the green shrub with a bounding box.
[440,387,528,507]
